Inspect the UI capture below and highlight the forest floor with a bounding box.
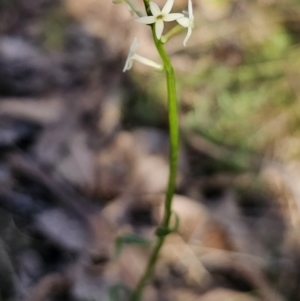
[1,1,300,301]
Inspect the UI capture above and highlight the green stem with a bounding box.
[129,2,179,301]
[153,36,179,231]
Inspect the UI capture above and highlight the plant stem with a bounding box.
[129,2,179,300]
[153,35,179,232]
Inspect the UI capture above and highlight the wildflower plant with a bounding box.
[113,0,194,300]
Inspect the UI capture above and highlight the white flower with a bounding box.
[177,0,194,46]
[135,0,184,40]
[123,37,163,72]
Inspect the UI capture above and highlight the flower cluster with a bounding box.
[114,0,194,71]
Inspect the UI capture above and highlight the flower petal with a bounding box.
[163,13,184,21]
[183,26,192,46]
[149,2,161,17]
[155,19,164,39]
[188,0,193,18]
[135,16,156,24]
[123,57,132,72]
[177,17,189,27]
[162,0,174,15]
[130,37,139,53]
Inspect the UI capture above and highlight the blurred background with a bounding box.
[1,0,300,301]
